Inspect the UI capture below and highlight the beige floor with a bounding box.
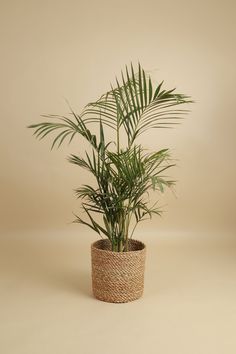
[0,228,235,354]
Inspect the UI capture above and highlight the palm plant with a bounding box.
[28,63,192,252]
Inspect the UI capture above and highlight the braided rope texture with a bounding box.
[91,239,146,303]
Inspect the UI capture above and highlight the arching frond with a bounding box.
[80,63,192,146]
[28,62,192,252]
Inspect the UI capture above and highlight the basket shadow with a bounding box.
[0,236,94,299]
[49,268,93,298]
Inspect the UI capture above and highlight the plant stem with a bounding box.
[117,128,120,155]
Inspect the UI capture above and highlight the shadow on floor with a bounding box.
[0,236,93,298]
[48,268,93,298]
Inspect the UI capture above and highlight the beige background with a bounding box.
[0,0,236,353]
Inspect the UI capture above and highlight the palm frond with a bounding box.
[79,63,192,147]
[28,62,192,251]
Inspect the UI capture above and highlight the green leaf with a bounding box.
[28,62,192,249]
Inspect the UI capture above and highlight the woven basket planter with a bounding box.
[91,239,146,303]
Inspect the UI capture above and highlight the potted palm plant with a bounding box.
[28,63,192,303]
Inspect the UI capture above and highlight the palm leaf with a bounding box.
[79,63,192,146]
[28,62,192,251]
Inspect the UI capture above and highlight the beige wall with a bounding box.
[0,0,236,234]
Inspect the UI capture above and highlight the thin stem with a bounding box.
[124,215,130,252]
[117,121,120,155]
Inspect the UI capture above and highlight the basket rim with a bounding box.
[91,238,146,254]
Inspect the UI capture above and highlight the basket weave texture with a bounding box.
[91,239,146,303]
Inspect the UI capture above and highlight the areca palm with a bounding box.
[28,63,192,251]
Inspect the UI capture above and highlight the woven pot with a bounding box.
[91,239,146,303]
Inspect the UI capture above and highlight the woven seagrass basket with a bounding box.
[91,239,146,303]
